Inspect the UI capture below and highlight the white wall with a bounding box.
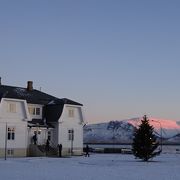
[0,122,27,148]
[0,98,29,153]
[0,98,30,121]
[58,105,84,152]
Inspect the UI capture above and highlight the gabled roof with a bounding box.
[0,85,83,106]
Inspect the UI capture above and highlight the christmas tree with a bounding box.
[132,115,159,161]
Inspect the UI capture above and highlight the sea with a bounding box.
[85,144,180,154]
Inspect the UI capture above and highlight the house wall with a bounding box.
[0,122,28,157]
[0,97,85,157]
[0,98,30,121]
[58,104,84,156]
[0,98,29,157]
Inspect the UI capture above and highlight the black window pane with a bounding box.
[12,133,15,140]
[8,133,11,140]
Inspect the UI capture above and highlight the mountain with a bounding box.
[84,121,135,144]
[83,118,180,144]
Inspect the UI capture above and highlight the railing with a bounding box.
[36,140,58,157]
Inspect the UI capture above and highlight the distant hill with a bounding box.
[83,118,180,144]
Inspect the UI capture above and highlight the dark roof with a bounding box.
[0,85,83,106]
[45,104,64,123]
[48,98,83,106]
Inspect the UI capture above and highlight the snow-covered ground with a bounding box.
[1,154,180,180]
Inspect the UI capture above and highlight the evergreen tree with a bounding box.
[132,115,159,161]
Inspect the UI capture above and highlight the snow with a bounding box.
[1,154,180,180]
[48,100,55,105]
[14,88,31,97]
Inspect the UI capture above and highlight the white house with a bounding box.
[0,79,85,157]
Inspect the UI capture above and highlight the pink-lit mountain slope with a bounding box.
[126,117,180,138]
[83,118,180,144]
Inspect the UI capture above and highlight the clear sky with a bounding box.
[0,0,180,123]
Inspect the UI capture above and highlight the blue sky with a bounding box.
[0,0,180,123]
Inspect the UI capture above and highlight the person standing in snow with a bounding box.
[58,144,62,157]
[85,144,90,157]
[46,138,50,152]
[32,132,37,145]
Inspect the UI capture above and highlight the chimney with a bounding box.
[27,81,33,91]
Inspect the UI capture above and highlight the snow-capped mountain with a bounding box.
[84,118,180,144]
[84,121,135,144]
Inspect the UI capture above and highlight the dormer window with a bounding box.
[68,108,74,118]
[36,108,40,115]
[28,106,41,115]
[28,107,35,115]
[8,103,16,113]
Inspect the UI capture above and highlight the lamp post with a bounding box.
[5,122,7,160]
[152,119,162,152]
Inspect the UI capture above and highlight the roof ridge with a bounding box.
[0,84,82,106]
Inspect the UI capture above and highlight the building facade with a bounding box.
[0,80,85,157]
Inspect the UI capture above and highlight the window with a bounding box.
[28,106,41,115]
[28,107,35,115]
[68,109,74,118]
[8,127,15,140]
[7,149,14,156]
[68,129,74,141]
[8,103,16,113]
[36,108,40,115]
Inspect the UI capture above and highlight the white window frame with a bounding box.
[68,108,74,118]
[68,129,74,141]
[7,127,15,140]
[7,149,14,156]
[8,103,16,113]
[28,107,35,115]
[36,107,41,115]
[28,106,41,115]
